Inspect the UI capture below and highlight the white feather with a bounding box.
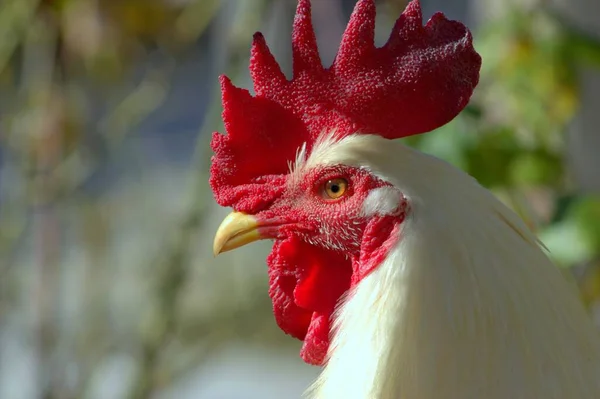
[361,187,404,217]
[299,133,600,399]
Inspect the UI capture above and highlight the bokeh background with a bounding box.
[1,0,599,398]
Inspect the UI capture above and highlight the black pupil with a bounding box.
[329,183,340,193]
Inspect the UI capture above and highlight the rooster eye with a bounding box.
[322,178,349,200]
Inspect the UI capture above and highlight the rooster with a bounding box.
[210,1,600,398]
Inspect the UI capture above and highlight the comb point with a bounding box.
[250,32,287,95]
[404,0,423,20]
[335,0,376,68]
[219,74,234,92]
[386,0,423,50]
[220,75,255,137]
[292,0,323,76]
[219,75,244,105]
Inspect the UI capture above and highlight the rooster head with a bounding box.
[210,0,481,366]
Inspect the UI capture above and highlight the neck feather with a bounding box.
[303,134,600,399]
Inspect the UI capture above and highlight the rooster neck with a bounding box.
[303,134,600,399]
[309,215,600,399]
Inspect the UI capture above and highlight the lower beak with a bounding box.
[213,211,267,256]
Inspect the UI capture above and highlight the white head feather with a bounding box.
[296,133,600,399]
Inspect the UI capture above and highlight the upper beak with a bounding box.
[213,211,267,256]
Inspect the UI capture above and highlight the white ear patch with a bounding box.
[361,186,404,217]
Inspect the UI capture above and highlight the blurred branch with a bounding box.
[127,56,223,399]
[20,9,65,399]
[128,0,275,396]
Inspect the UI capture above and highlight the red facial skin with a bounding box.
[251,165,407,365]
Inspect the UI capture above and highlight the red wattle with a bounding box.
[266,212,403,366]
[300,312,331,365]
[267,236,351,365]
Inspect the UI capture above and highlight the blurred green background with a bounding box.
[0,0,599,398]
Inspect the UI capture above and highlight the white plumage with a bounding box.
[300,133,600,399]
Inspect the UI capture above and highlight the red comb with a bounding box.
[210,0,481,212]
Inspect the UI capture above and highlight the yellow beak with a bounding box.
[213,211,265,256]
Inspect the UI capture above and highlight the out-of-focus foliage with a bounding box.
[0,1,273,398]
